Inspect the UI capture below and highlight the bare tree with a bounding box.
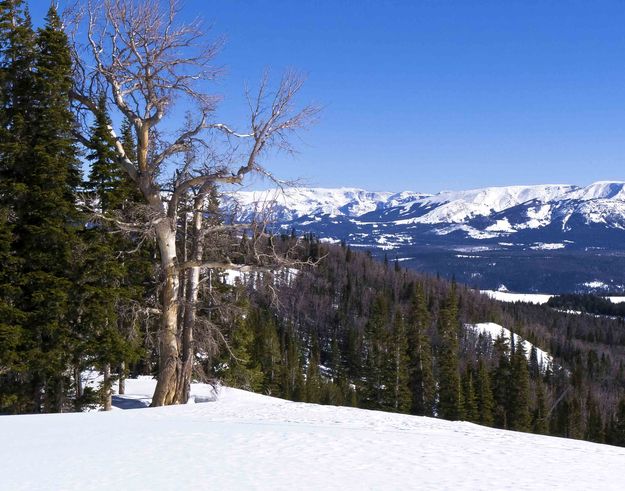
[70,0,317,405]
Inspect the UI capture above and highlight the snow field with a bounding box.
[481,289,625,305]
[2,377,625,490]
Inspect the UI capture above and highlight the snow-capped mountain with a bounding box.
[232,181,625,239]
[230,187,398,222]
[230,181,625,293]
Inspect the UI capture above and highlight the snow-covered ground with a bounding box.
[481,289,625,304]
[481,290,554,304]
[2,378,625,490]
[467,322,553,368]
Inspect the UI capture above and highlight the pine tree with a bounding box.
[6,6,81,412]
[437,286,462,420]
[611,397,625,446]
[217,303,264,392]
[528,345,540,379]
[407,283,435,416]
[73,95,149,409]
[491,334,511,428]
[475,356,494,426]
[362,294,394,410]
[390,311,411,412]
[462,364,478,422]
[585,392,604,443]
[0,0,34,412]
[305,333,322,403]
[508,339,531,431]
[532,380,548,434]
[249,308,282,395]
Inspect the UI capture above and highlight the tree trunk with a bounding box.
[151,220,182,406]
[118,362,125,395]
[175,190,207,403]
[74,366,83,399]
[102,363,112,411]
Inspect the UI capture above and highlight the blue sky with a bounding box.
[40,1,625,192]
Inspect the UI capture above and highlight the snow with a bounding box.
[530,242,566,250]
[485,218,515,232]
[467,322,553,368]
[412,184,573,224]
[584,281,609,289]
[482,290,554,304]
[230,187,393,221]
[482,290,625,305]
[230,181,625,240]
[2,378,625,490]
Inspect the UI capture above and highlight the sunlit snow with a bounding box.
[2,377,625,490]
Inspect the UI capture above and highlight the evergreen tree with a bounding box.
[390,311,411,412]
[437,286,462,420]
[0,0,34,412]
[475,356,494,426]
[508,339,531,431]
[216,304,264,392]
[585,392,604,443]
[362,294,394,410]
[305,333,322,403]
[611,397,625,446]
[531,380,548,434]
[249,308,282,395]
[7,6,81,412]
[407,283,435,416]
[528,345,540,379]
[462,364,478,422]
[491,334,511,428]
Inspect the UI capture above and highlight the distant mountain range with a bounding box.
[230,182,625,293]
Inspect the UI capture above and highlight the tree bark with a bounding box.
[175,189,207,403]
[118,362,125,395]
[102,363,112,411]
[151,220,182,406]
[74,366,83,399]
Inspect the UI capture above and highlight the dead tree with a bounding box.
[70,0,317,405]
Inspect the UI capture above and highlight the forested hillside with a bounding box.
[214,241,625,446]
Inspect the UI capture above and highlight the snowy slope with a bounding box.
[467,322,553,368]
[229,187,397,222]
[2,378,625,490]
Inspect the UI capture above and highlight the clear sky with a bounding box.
[40,1,625,192]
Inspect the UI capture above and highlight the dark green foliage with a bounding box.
[362,294,392,409]
[249,307,282,395]
[437,286,462,420]
[390,311,411,412]
[508,338,531,431]
[475,356,494,426]
[531,381,548,434]
[407,283,435,416]
[547,293,625,318]
[491,334,511,428]
[305,333,322,403]
[0,6,81,413]
[462,364,478,422]
[216,309,264,392]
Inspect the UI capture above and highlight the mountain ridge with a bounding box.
[232,181,625,238]
[229,181,625,293]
